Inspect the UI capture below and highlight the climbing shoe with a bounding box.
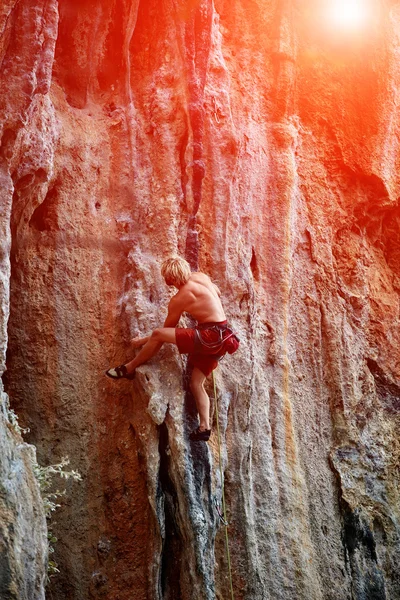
[189,427,211,442]
[105,364,136,380]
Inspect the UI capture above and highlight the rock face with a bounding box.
[0,385,48,600]
[0,2,50,598]
[1,0,400,599]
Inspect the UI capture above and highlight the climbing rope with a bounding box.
[213,370,235,600]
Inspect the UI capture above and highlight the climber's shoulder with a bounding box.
[175,273,207,297]
[187,271,214,288]
[190,271,209,281]
[189,272,221,296]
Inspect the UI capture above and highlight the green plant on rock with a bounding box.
[5,403,30,436]
[32,456,82,582]
[5,400,82,581]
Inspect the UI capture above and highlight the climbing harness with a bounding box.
[194,322,239,356]
[213,370,235,600]
[195,323,232,351]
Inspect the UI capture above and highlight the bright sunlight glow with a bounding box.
[325,0,373,31]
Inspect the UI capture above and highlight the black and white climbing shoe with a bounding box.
[189,427,211,442]
[105,364,136,380]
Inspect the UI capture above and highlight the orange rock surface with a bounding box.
[1,1,399,599]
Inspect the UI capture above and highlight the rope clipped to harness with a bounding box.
[213,370,235,600]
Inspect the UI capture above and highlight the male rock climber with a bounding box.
[106,257,239,442]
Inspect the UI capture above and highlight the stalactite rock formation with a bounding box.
[1,0,400,599]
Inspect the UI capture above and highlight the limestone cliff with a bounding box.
[1,1,399,599]
[0,385,47,600]
[1,2,51,598]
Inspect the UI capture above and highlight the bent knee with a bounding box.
[151,328,162,341]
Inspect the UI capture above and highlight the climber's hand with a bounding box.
[130,335,148,348]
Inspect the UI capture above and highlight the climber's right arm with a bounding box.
[130,297,182,348]
[163,296,183,328]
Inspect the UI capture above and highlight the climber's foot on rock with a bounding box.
[189,426,211,442]
[105,364,136,380]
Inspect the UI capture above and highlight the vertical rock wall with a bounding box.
[1,0,399,599]
[0,1,53,598]
[0,387,47,600]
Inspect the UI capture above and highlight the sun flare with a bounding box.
[325,0,373,30]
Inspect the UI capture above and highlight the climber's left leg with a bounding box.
[189,367,210,431]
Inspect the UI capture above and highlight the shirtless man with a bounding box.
[106,257,239,441]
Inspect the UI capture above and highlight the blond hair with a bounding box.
[161,257,191,287]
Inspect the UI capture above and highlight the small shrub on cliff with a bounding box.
[5,401,82,581]
[32,456,82,581]
[5,404,30,436]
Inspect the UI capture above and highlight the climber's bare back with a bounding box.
[170,272,226,323]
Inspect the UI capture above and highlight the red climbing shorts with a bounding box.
[175,320,239,377]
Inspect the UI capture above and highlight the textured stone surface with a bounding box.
[1,0,400,599]
[0,386,47,600]
[0,1,52,597]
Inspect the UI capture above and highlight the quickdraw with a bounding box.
[214,498,229,527]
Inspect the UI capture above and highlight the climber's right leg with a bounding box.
[106,328,177,379]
